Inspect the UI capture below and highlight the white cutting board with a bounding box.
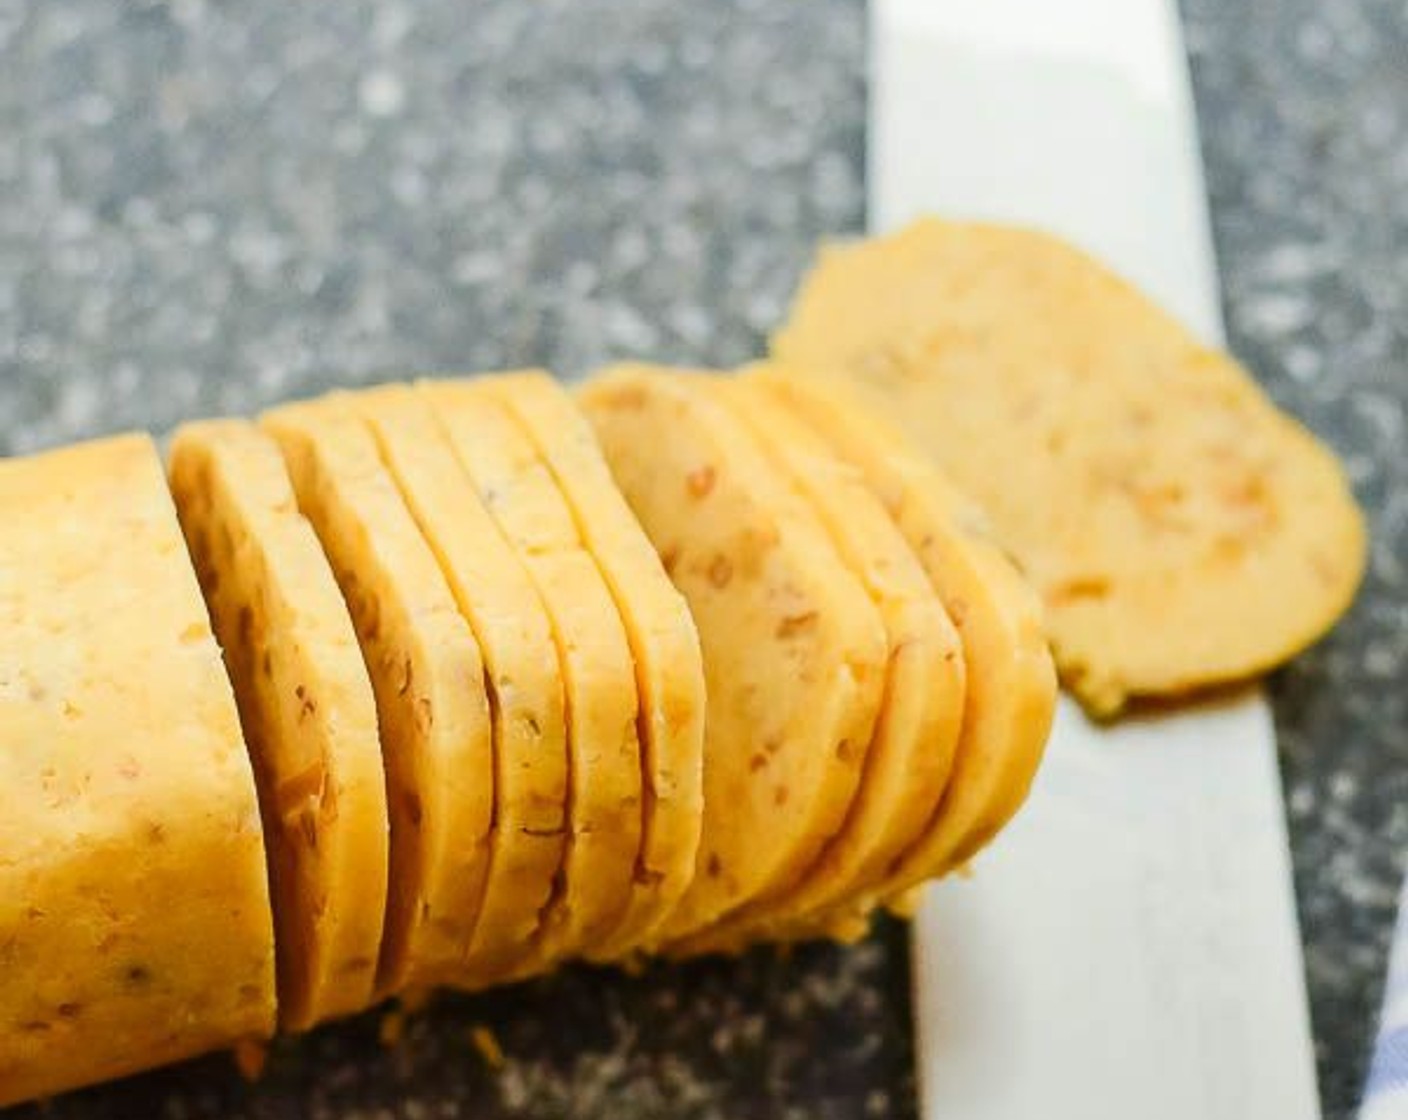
[874,2,1324,1117]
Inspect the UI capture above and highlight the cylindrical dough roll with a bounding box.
[0,435,276,1107]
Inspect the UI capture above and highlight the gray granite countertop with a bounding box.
[0,1,1402,1117]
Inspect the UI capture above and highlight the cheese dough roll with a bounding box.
[0,435,274,1106]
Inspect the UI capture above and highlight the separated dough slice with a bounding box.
[421,379,640,976]
[673,375,964,953]
[483,371,706,960]
[169,420,389,1030]
[773,219,1366,716]
[262,397,493,996]
[752,369,1056,934]
[579,365,887,945]
[0,435,274,1107]
[348,384,568,986]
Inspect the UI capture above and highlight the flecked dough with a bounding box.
[773,219,1366,716]
[169,419,389,1030]
[350,384,568,988]
[420,379,641,979]
[0,435,274,1106]
[752,368,1056,937]
[579,365,887,945]
[671,374,964,953]
[263,397,493,996]
[483,371,705,960]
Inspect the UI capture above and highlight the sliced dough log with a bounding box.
[673,374,965,954]
[169,420,390,1030]
[262,397,494,996]
[772,219,1366,716]
[348,384,568,986]
[483,371,706,960]
[420,379,640,977]
[0,436,274,1107]
[578,365,887,945]
[751,369,1056,934]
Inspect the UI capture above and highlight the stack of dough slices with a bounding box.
[579,366,1055,953]
[0,366,1053,1106]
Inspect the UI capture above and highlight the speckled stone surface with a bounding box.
[0,0,864,447]
[0,1,1401,1117]
[1182,1,1408,1114]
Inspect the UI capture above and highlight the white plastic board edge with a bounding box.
[870,1,1323,1116]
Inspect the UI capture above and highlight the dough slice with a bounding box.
[348,384,568,986]
[673,374,964,953]
[578,365,887,944]
[420,379,640,976]
[262,397,493,996]
[751,369,1056,934]
[0,435,274,1106]
[483,371,706,960]
[169,420,389,1030]
[773,218,1366,716]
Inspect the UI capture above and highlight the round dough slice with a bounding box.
[262,397,493,997]
[773,219,1366,716]
[672,375,964,954]
[420,379,641,978]
[752,369,1056,935]
[169,420,389,1030]
[578,365,887,946]
[483,371,706,961]
[348,384,568,988]
[0,435,273,1107]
